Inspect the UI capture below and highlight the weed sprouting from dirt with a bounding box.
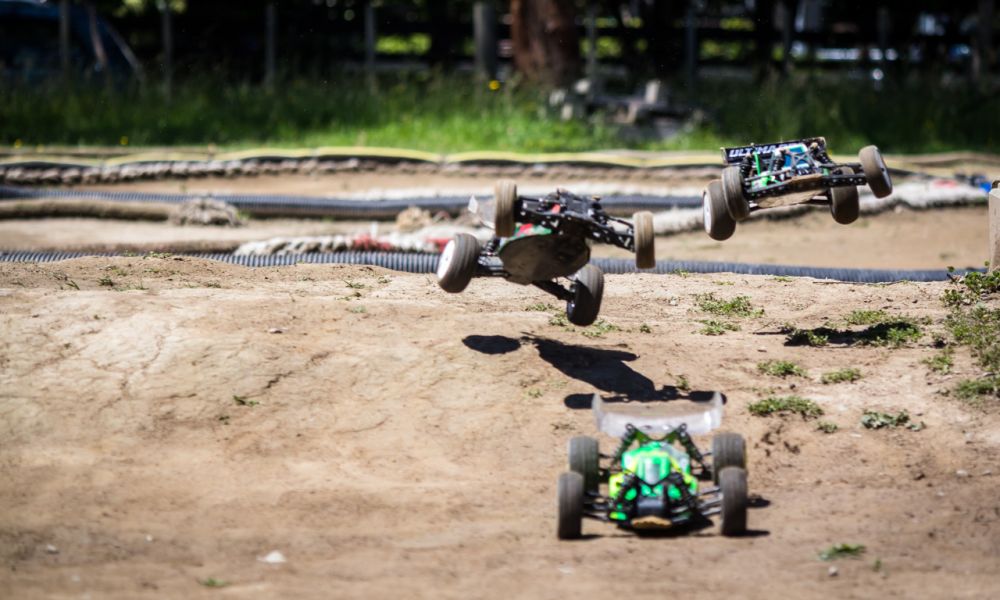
[819,544,867,561]
[200,577,229,588]
[349,305,367,314]
[782,324,829,347]
[676,374,691,392]
[821,368,862,384]
[923,348,954,374]
[344,280,365,290]
[845,309,889,326]
[638,323,652,333]
[548,313,570,328]
[816,421,839,434]
[695,293,763,318]
[941,269,1000,404]
[781,318,922,348]
[861,410,924,431]
[757,360,808,378]
[98,276,115,288]
[698,319,740,336]
[233,395,259,407]
[525,302,556,312]
[748,396,823,419]
[581,320,621,338]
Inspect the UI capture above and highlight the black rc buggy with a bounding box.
[436,180,655,326]
[558,395,749,538]
[703,137,893,241]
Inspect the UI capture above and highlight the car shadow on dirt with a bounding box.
[462,334,719,408]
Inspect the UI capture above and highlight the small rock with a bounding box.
[982,469,993,476]
[956,469,969,478]
[145,535,154,542]
[258,550,286,564]
[45,544,59,554]
[757,347,767,353]
[268,328,285,334]
[828,566,838,577]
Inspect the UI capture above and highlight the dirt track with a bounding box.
[1,257,998,599]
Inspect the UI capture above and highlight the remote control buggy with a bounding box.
[557,395,749,539]
[703,137,893,241]
[436,180,656,326]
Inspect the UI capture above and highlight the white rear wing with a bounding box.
[592,393,723,437]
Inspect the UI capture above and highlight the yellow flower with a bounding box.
[488,80,501,91]
[120,136,129,146]
[13,139,22,149]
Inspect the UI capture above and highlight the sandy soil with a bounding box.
[1,257,998,599]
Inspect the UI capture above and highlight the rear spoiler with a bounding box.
[592,393,723,437]
[721,137,827,164]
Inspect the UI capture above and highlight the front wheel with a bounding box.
[859,146,892,199]
[568,436,600,494]
[557,472,584,540]
[632,211,656,269]
[494,179,518,237]
[566,264,604,326]
[704,179,736,241]
[719,467,748,537]
[436,234,480,293]
[712,432,746,484]
[830,167,860,225]
[722,166,750,222]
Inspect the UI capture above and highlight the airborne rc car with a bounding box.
[703,137,893,241]
[557,395,749,538]
[436,180,655,326]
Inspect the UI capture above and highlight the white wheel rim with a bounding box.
[703,190,713,234]
[437,240,456,280]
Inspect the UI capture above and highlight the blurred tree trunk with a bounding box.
[640,0,679,79]
[753,0,776,81]
[427,2,456,68]
[510,0,581,86]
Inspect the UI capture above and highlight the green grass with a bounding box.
[757,360,808,378]
[816,421,839,434]
[695,293,763,318]
[845,309,890,326]
[7,73,994,152]
[922,348,954,374]
[698,319,740,336]
[748,395,824,419]
[819,544,867,561]
[860,410,924,431]
[941,270,1000,404]
[782,325,830,347]
[581,320,621,338]
[821,367,862,384]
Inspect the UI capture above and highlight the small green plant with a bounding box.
[771,276,792,283]
[376,276,391,284]
[671,268,690,277]
[200,577,229,588]
[203,281,222,289]
[819,543,867,561]
[845,309,889,326]
[344,280,365,289]
[217,414,230,424]
[581,320,621,338]
[816,421,839,434]
[858,320,922,347]
[860,410,924,431]
[144,251,173,259]
[638,323,652,334]
[233,395,259,407]
[549,313,571,328]
[783,325,829,347]
[923,348,954,374]
[748,396,823,419]
[955,377,1000,404]
[698,319,740,336]
[757,360,808,378]
[65,279,80,290]
[695,293,763,318]
[821,368,862,384]
[712,280,734,286]
[526,388,543,398]
[525,302,555,312]
[349,305,367,314]
[98,276,115,287]
[676,374,690,392]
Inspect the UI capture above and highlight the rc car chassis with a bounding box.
[703,137,894,241]
[557,422,749,539]
[437,180,655,326]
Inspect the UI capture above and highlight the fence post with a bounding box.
[473,2,498,81]
[364,1,376,91]
[990,183,1000,272]
[158,0,173,101]
[59,0,70,79]
[265,3,276,91]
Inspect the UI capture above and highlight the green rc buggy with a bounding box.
[557,394,749,538]
[703,137,893,241]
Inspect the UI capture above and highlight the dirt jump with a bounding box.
[2,256,999,598]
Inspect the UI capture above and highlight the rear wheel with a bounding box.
[494,179,518,237]
[632,211,656,269]
[719,467,748,536]
[703,179,736,241]
[859,146,892,199]
[557,472,584,540]
[566,264,604,326]
[568,436,600,494]
[830,167,860,225]
[722,166,750,222]
[712,432,747,484]
[436,234,480,293]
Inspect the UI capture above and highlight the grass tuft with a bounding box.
[821,367,862,384]
[698,319,740,336]
[861,410,924,431]
[695,293,763,318]
[816,421,839,434]
[757,360,808,378]
[819,544,867,561]
[748,395,823,419]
